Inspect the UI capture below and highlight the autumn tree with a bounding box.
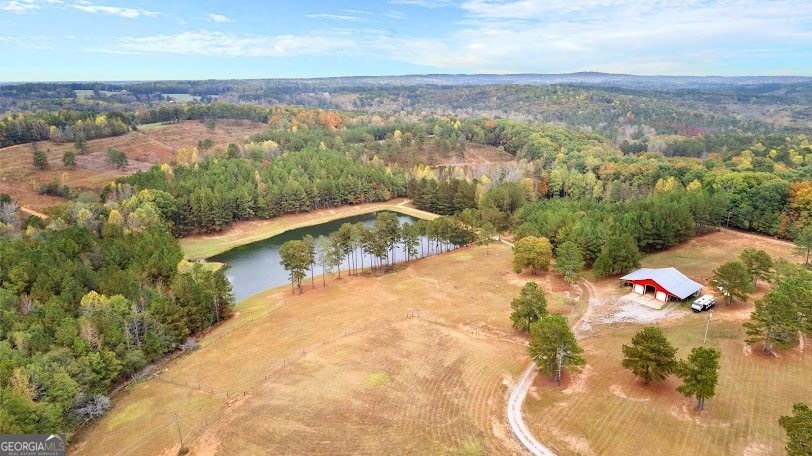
[710,261,755,305]
[740,248,773,286]
[554,240,585,284]
[529,314,585,384]
[779,403,812,456]
[622,326,677,383]
[675,347,720,411]
[512,236,553,275]
[510,282,548,332]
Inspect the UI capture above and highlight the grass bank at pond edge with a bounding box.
[180,199,439,260]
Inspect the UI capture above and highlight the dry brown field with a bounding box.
[73,242,579,455]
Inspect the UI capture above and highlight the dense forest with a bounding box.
[4,75,812,148]
[0,196,234,434]
[121,148,407,235]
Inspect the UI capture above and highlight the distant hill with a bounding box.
[262,72,812,90]
[4,72,811,90]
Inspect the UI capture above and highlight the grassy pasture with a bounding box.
[524,317,810,456]
[524,229,806,456]
[73,243,579,455]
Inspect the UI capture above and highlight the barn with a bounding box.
[619,267,702,303]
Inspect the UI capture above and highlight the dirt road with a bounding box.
[506,364,557,456]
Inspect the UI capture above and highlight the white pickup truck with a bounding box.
[691,295,715,312]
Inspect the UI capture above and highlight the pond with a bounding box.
[211,212,446,301]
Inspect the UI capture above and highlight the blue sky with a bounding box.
[1,0,811,81]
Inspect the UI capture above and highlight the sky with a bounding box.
[1,0,811,81]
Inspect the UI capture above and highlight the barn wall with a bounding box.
[627,279,675,299]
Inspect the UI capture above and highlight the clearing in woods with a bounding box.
[523,230,809,456]
[72,242,581,455]
[0,120,267,211]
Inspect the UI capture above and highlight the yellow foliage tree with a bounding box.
[176,148,191,165]
[80,291,108,312]
[687,179,703,192]
[108,209,124,226]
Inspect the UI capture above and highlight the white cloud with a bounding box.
[110,31,359,57]
[424,0,812,74]
[305,13,366,22]
[0,34,56,50]
[72,0,158,18]
[383,10,405,20]
[87,0,812,75]
[207,13,232,23]
[0,0,60,13]
[388,0,453,7]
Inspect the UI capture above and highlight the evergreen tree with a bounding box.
[795,225,812,266]
[740,248,773,286]
[226,143,241,159]
[62,150,77,168]
[553,240,585,284]
[744,286,799,355]
[622,326,677,383]
[510,282,548,332]
[105,148,128,169]
[32,147,49,170]
[676,347,720,411]
[779,403,812,456]
[593,233,641,279]
[74,134,88,155]
[529,314,585,384]
[710,261,755,305]
[279,240,310,294]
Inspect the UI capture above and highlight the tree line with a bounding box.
[120,149,408,236]
[279,212,480,293]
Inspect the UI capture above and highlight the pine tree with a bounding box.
[510,282,548,332]
[62,150,77,168]
[33,147,49,170]
[622,327,677,383]
[740,248,773,286]
[710,261,755,305]
[779,403,812,456]
[744,286,799,355]
[675,347,720,411]
[554,240,585,284]
[529,314,585,384]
